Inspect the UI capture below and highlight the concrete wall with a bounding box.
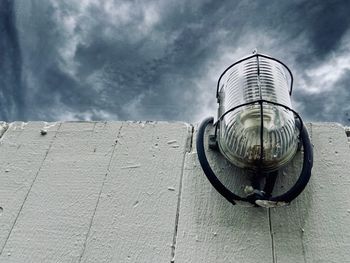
[0,121,349,263]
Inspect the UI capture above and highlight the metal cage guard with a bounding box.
[197,53,313,207]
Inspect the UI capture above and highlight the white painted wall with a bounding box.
[0,121,349,263]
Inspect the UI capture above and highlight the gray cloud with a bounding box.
[0,0,25,120]
[1,0,350,125]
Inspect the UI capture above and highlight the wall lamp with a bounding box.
[196,52,313,207]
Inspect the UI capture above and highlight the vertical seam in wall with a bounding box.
[296,196,307,263]
[268,208,276,263]
[294,123,312,263]
[78,123,124,262]
[0,122,62,256]
[309,123,313,141]
[170,124,194,263]
[297,122,313,263]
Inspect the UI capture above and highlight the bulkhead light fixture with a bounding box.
[196,51,313,207]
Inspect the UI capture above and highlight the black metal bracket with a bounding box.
[196,116,313,207]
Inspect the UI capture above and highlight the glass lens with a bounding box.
[217,55,298,172]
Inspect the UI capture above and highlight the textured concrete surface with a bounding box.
[0,121,349,263]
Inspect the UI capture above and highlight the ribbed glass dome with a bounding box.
[217,55,299,172]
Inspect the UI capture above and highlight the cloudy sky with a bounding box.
[1,0,350,124]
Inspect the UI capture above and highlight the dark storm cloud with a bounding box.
[1,0,350,124]
[0,0,24,120]
[302,0,350,59]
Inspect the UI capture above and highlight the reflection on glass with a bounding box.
[217,56,298,172]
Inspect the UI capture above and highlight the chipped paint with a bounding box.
[121,164,141,169]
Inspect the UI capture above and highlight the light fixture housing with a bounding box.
[196,52,313,207]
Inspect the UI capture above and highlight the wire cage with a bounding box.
[196,52,313,207]
[215,53,301,173]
